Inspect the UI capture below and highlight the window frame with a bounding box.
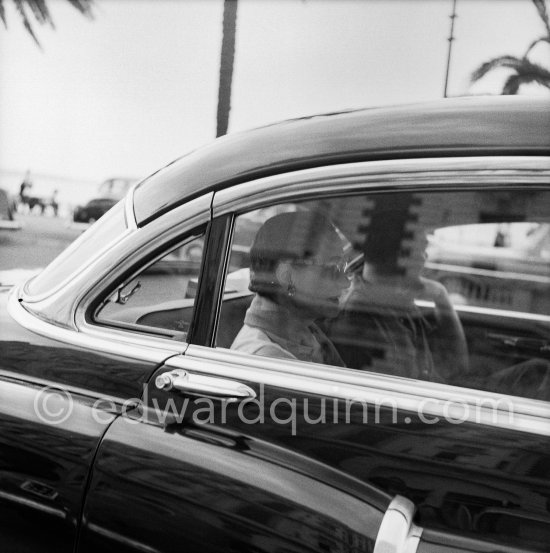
[205,157,550,410]
[71,193,213,356]
[91,231,207,340]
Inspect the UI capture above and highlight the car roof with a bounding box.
[87,197,119,204]
[134,95,550,226]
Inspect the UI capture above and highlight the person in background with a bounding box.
[231,211,351,367]
[50,189,59,217]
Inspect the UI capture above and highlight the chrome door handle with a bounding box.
[155,369,256,400]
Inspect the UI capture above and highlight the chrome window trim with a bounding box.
[91,234,203,330]
[73,193,213,344]
[166,345,550,436]
[8,288,185,362]
[124,181,139,230]
[213,156,550,217]
[424,261,550,285]
[374,496,422,553]
[417,300,550,324]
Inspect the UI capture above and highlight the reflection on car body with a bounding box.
[1,96,550,553]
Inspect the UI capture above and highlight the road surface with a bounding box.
[0,214,83,285]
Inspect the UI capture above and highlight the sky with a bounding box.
[0,0,549,196]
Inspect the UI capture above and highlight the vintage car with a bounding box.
[73,197,120,224]
[1,96,549,553]
[0,188,21,230]
[73,178,136,224]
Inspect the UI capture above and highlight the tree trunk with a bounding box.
[216,0,238,137]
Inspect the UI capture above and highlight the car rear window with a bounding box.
[25,201,127,297]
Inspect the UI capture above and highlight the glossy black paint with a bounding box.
[79,414,387,553]
[417,529,536,553]
[0,289,161,551]
[133,97,550,226]
[0,374,113,552]
[139,363,550,552]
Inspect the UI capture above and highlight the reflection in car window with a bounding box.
[26,201,126,297]
[95,234,204,340]
[427,222,550,312]
[217,189,550,402]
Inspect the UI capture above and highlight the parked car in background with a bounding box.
[73,197,120,224]
[1,96,550,553]
[0,188,21,230]
[72,177,135,224]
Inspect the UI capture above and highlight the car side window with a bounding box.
[94,233,204,340]
[216,189,550,402]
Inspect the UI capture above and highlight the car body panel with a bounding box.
[0,288,168,551]
[79,415,388,553]
[144,346,550,551]
[0,376,113,552]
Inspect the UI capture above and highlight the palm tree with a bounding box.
[0,0,93,47]
[216,0,238,137]
[471,0,550,94]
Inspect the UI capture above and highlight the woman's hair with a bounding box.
[249,211,342,297]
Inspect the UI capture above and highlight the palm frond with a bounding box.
[0,1,6,27]
[65,0,93,18]
[532,0,550,38]
[471,53,550,94]
[471,56,525,82]
[1,0,93,45]
[525,36,550,56]
[13,0,41,46]
[503,70,550,94]
[514,58,550,80]
[502,75,521,95]
[26,0,54,27]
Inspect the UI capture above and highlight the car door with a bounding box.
[0,285,165,553]
[81,158,548,553]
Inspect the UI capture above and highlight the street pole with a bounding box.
[443,0,457,98]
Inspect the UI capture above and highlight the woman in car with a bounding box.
[231,211,351,367]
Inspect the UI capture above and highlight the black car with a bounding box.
[73,178,135,224]
[73,197,119,224]
[0,188,21,230]
[1,96,550,553]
